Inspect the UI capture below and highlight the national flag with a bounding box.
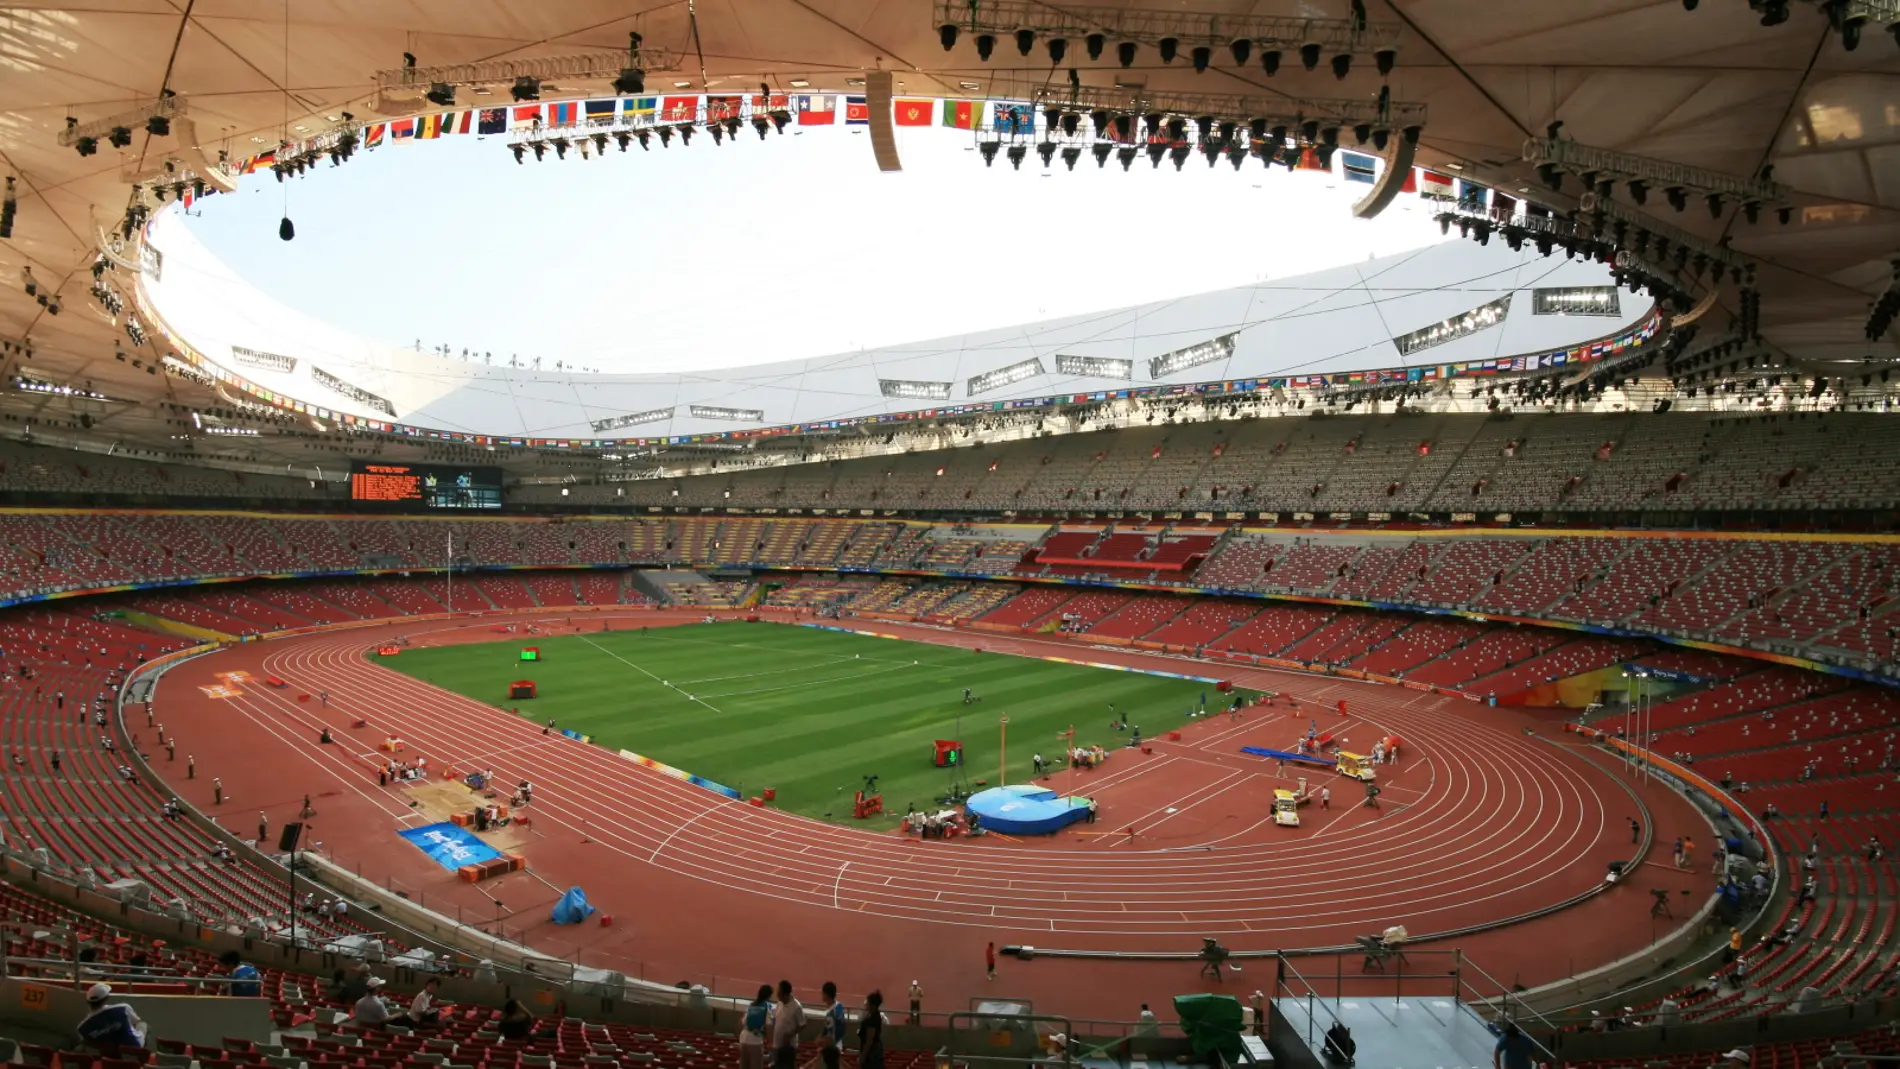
[477,108,507,135]
[1341,151,1377,184]
[584,99,618,125]
[706,95,743,121]
[992,102,1033,134]
[390,118,416,141]
[243,150,276,174]
[796,95,835,125]
[1295,146,1329,171]
[363,123,386,148]
[844,96,870,124]
[624,96,657,119]
[511,105,543,128]
[1458,179,1488,212]
[448,110,473,134]
[547,101,579,126]
[661,95,698,122]
[751,92,789,110]
[941,99,978,130]
[415,114,443,139]
[1419,170,1454,199]
[1399,168,1418,193]
[893,98,933,126]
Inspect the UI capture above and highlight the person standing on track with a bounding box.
[1320,786,1331,810]
[907,980,922,1026]
[1629,816,1641,844]
[986,941,997,980]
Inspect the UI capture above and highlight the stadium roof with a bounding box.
[144,209,1653,441]
[0,1,1895,465]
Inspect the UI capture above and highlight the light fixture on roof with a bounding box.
[1014,28,1035,54]
[975,33,996,60]
[1191,44,1212,71]
[145,113,170,137]
[511,76,541,101]
[1330,53,1351,78]
[107,126,132,148]
[979,139,1001,166]
[1046,37,1067,63]
[1117,40,1138,66]
[426,82,455,107]
[1260,48,1281,74]
[939,23,958,49]
[613,33,647,95]
[1005,143,1027,169]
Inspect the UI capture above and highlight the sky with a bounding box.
[183,117,1451,375]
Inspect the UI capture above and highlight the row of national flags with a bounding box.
[236,92,1536,222]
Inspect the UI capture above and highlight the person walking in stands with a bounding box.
[770,980,805,1069]
[213,776,223,805]
[258,812,269,843]
[220,950,261,997]
[739,985,772,1069]
[1492,1021,1536,1069]
[1819,800,1830,819]
[49,749,60,774]
[986,941,997,980]
[821,981,848,1069]
[857,991,886,1069]
[907,980,923,1026]
[55,690,63,711]
[186,754,195,779]
[75,984,146,1051]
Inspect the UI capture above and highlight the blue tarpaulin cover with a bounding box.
[552,886,596,925]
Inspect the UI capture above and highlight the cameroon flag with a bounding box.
[941,99,978,130]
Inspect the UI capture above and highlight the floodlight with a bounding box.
[1015,28,1035,55]
[975,33,995,60]
[426,82,455,106]
[1117,41,1137,66]
[1300,42,1322,69]
[145,115,170,137]
[512,76,541,101]
[1331,53,1352,78]
[1158,36,1179,63]
[1261,49,1281,75]
[1085,33,1105,59]
[939,24,958,50]
[1191,45,1212,72]
[107,126,132,148]
[1005,143,1027,169]
[1046,37,1066,63]
[979,139,1000,166]
[1375,47,1396,74]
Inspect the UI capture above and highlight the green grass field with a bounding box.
[380,622,1239,823]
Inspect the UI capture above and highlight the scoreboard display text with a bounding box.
[349,462,504,511]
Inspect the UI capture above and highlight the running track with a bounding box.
[150,611,1707,1016]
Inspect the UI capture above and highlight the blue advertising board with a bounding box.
[399,822,504,872]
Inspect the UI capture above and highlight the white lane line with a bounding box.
[579,634,726,715]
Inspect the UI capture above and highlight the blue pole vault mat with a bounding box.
[399,822,504,871]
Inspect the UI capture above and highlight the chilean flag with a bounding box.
[796,95,835,125]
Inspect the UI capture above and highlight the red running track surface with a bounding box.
[148,611,1708,1017]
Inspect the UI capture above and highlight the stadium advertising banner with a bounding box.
[349,461,504,511]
